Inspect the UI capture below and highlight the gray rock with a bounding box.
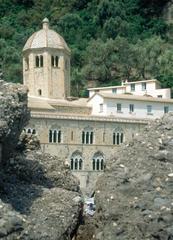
[76,112,173,240]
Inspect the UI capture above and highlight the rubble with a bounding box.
[93,113,173,240]
[76,113,173,240]
[0,81,82,239]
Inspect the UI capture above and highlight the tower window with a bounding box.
[35,55,43,68]
[25,57,29,71]
[65,60,68,69]
[51,55,59,67]
[55,56,59,67]
[38,89,42,96]
[36,56,39,67]
[40,55,43,67]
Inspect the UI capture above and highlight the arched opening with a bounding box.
[51,55,59,67]
[82,127,94,144]
[113,127,124,145]
[27,128,31,134]
[49,129,62,143]
[38,89,42,96]
[32,129,36,134]
[35,55,43,67]
[92,152,105,171]
[40,55,43,67]
[25,57,29,71]
[70,151,83,171]
[55,56,59,67]
[35,56,39,67]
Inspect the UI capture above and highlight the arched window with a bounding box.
[35,55,43,67]
[38,89,42,96]
[25,128,36,135]
[55,56,59,67]
[40,55,43,67]
[32,129,36,134]
[51,56,54,66]
[25,57,29,71]
[92,152,105,171]
[49,129,62,143]
[65,59,69,69]
[70,151,83,171]
[27,128,31,134]
[82,127,94,144]
[113,128,124,145]
[51,55,59,67]
[35,56,39,67]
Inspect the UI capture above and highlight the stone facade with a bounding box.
[25,112,146,194]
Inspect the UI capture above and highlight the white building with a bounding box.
[87,79,173,119]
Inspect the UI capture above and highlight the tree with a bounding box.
[134,36,166,79]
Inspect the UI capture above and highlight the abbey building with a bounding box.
[23,19,173,194]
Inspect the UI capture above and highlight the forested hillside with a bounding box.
[0,0,173,96]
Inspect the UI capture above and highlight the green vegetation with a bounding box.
[0,0,173,95]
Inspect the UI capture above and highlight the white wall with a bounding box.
[88,94,173,119]
[125,81,170,99]
[108,99,173,119]
[87,94,106,115]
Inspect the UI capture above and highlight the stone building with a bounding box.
[23,19,173,194]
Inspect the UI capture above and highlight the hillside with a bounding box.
[0,0,173,96]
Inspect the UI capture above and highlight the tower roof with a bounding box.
[23,18,70,53]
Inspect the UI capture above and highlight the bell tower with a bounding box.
[23,18,71,99]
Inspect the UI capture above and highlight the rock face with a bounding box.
[92,113,173,240]
[0,81,82,239]
[0,80,29,162]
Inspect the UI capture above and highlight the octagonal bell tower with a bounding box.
[23,18,71,99]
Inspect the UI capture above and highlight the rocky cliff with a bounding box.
[0,80,82,239]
